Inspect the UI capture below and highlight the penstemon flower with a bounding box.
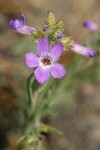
[83,20,100,32]
[25,37,66,83]
[9,12,36,35]
[71,41,96,57]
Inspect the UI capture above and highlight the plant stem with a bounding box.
[27,73,35,106]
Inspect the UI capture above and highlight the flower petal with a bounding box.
[20,12,25,25]
[9,12,25,30]
[10,20,14,29]
[37,38,50,56]
[50,63,66,78]
[34,66,50,83]
[10,19,22,30]
[25,53,39,68]
[50,43,63,60]
[88,48,96,57]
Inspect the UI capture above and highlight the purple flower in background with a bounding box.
[10,12,36,35]
[83,20,100,32]
[71,41,96,58]
[25,38,66,83]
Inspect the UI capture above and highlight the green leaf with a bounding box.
[16,135,26,145]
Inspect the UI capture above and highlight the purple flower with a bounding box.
[25,38,66,83]
[10,12,36,35]
[83,20,100,32]
[71,41,96,58]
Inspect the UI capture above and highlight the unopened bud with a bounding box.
[46,10,55,26]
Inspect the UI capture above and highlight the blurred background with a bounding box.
[0,0,100,150]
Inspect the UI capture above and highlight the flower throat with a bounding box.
[41,57,51,66]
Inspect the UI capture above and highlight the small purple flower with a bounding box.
[71,41,96,58]
[25,38,66,83]
[83,20,100,32]
[10,12,36,35]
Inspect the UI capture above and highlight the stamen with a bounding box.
[41,55,52,66]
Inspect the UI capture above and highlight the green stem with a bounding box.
[25,73,39,123]
[25,74,54,136]
[33,78,54,119]
[26,73,45,123]
[27,73,35,107]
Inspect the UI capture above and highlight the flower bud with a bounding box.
[46,11,55,26]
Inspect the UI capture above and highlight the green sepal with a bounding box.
[32,29,45,41]
[60,37,71,46]
[26,135,37,145]
[40,123,63,135]
[56,19,64,28]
